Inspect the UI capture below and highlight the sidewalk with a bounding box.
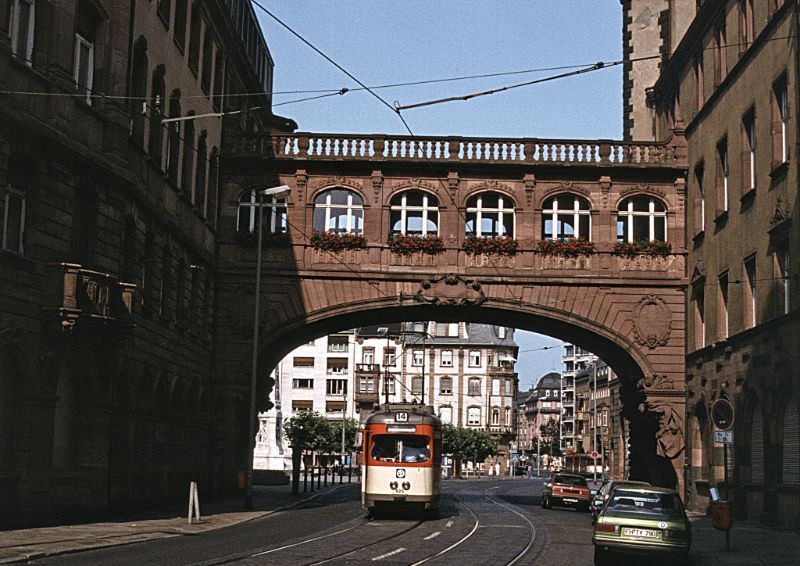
[0,478,359,564]
[690,514,800,565]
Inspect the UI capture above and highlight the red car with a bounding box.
[541,473,592,511]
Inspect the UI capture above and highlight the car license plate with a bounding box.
[563,498,578,503]
[622,527,658,538]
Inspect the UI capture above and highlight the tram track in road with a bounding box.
[408,484,537,566]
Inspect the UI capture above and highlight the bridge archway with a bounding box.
[253,295,681,489]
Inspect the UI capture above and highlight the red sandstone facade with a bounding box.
[217,132,689,489]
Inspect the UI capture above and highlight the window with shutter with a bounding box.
[751,409,764,483]
[782,401,799,485]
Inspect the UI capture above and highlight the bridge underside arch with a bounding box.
[248,289,683,489]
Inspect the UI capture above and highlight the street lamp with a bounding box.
[246,184,290,509]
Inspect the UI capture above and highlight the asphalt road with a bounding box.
[32,478,601,565]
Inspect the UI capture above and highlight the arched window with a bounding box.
[617,196,667,242]
[237,190,287,234]
[312,189,363,234]
[542,193,591,240]
[465,192,514,238]
[130,37,148,145]
[181,111,195,195]
[467,406,481,426]
[194,130,207,214]
[390,190,439,236]
[148,65,165,165]
[166,91,181,183]
[782,399,799,485]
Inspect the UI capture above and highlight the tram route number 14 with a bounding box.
[395,412,408,422]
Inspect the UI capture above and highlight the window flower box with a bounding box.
[462,236,518,256]
[235,230,291,246]
[388,234,444,256]
[311,232,366,252]
[613,240,671,257]
[537,238,595,258]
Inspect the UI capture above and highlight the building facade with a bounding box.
[0,0,290,525]
[520,372,561,458]
[560,343,598,452]
[646,0,799,527]
[255,322,520,473]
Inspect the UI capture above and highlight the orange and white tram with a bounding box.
[361,404,441,517]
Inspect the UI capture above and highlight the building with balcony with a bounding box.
[0,0,293,525]
[560,343,598,452]
[254,322,519,473]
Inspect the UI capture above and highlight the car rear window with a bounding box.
[607,490,683,514]
[554,475,587,487]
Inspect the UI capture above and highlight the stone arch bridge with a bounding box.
[217,132,689,488]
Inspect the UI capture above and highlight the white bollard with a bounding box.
[188,481,201,524]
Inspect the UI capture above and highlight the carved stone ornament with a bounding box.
[295,169,308,201]
[447,172,460,192]
[371,170,383,205]
[599,175,612,208]
[411,275,486,307]
[637,373,675,391]
[640,397,685,460]
[310,176,362,192]
[523,173,536,208]
[619,183,666,199]
[632,294,672,349]
[541,181,590,200]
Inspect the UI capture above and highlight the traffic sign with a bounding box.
[714,430,734,444]
[711,399,735,431]
[590,451,600,460]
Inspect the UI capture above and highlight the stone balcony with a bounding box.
[45,263,135,332]
[354,363,381,404]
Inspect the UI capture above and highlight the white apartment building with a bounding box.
[255,322,519,472]
[560,343,598,452]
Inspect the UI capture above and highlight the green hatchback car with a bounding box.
[592,486,691,565]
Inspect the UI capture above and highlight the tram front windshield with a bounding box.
[371,434,431,463]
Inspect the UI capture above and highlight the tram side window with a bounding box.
[371,434,431,463]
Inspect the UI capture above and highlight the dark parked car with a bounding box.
[541,473,592,511]
[590,480,651,522]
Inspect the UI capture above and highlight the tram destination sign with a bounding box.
[711,399,735,431]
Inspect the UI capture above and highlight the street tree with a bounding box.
[538,417,561,456]
[442,424,498,476]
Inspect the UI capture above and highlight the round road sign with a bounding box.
[711,399,735,431]
[591,451,600,460]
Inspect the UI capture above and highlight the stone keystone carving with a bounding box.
[412,275,486,306]
[632,294,672,349]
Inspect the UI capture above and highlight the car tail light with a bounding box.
[594,523,619,534]
[402,482,411,490]
[664,529,688,541]
[390,481,398,489]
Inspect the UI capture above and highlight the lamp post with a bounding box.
[245,184,290,510]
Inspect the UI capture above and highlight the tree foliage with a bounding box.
[536,417,562,456]
[283,411,360,453]
[441,424,498,462]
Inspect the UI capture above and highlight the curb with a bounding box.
[0,483,357,564]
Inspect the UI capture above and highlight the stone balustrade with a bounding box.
[239,133,678,166]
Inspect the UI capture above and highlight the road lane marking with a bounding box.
[423,531,441,540]
[251,520,366,557]
[372,547,406,561]
[445,520,453,528]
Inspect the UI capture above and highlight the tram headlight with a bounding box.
[402,482,411,490]
[390,481,398,489]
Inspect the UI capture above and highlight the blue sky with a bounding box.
[256,1,621,387]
